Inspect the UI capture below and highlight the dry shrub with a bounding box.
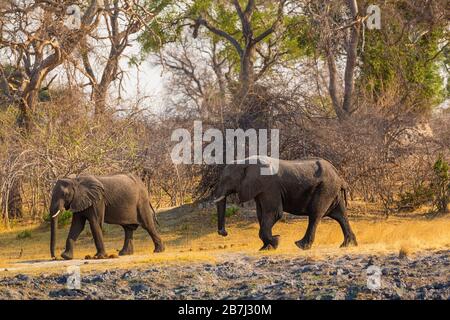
[1,85,448,224]
[399,246,411,259]
[191,81,449,217]
[280,109,448,215]
[138,118,202,207]
[0,88,143,223]
[0,88,203,225]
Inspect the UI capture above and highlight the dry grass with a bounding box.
[399,246,411,259]
[0,205,449,275]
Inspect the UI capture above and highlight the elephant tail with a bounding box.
[149,201,159,226]
[341,181,349,208]
[342,188,348,208]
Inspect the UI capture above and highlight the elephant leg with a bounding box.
[61,214,86,260]
[295,215,320,250]
[256,199,262,227]
[87,215,107,259]
[328,200,358,248]
[258,212,281,251]
[138,202,165,253]
[119,225,136,256]
[295,183,335,250]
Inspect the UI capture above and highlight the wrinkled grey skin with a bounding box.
[214,157,357,250]
[50,174,164,260]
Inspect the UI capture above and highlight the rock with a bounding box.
[0,248,448,300]
[83,275,105,283]
[15,274,29,281]
[55,275,67,284]
[299,265,318,273]
[432,282,447,290]
[3,289,23,299]
[121,270,138,279]
[204,264,214,271]
[49,289,85,298]
[130,283,150,294]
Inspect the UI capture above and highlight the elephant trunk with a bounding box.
[216,196,228,237]
[50,215,58,259]
[50,202,63,259]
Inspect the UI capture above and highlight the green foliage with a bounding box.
[431,155,449,213]
[397,155,450,213]
[210,205,239,223]
[138,0,303,75]
[225,205,239,217]
[138,0,185,54]
[16,230,32,239]
[58,210,73,227]
[287,2,447,114]
[359,5,446,113]
[44,210,73,227]
[183,195,193,204]
[291,16,319,58]
[398,183,434,211]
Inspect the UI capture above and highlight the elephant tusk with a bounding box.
[213,196,225,203]
[52,210,60,218]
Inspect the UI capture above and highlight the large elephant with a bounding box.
[49,174,164,260]
[213,156,357,250]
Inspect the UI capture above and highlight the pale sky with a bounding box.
[41,21,169,114]
[112,39,168,113]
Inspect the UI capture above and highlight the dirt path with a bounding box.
[0,249,448,300]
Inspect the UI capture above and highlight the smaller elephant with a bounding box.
[49,173,164,260]
[213,156,357,250]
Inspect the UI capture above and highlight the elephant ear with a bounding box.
[70,176,104,213]
[238,164,265,201]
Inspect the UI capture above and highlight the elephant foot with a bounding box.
[119,247,134,256]
[259,244,276,251]
[259,235,280,251]
[154,243,165,253]
[94,252,108,259]
[340,236,358,248]
[61,251,73,260]
[295,239,312,250]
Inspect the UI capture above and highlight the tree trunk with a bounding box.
[0,65,12,106]
[239,46,256,99]
[7,179,23,219]
[93,85,107,115]
[324,0,361,121]
[326,52,346,120]
[342,0,360,114]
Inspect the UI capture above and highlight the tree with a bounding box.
[0,0,103,220]
[192,0,289,100]
[0,0,105,130]
[79,0,165,114]
[301,0,447,120]
[140,0,300,112]
[358,0,448,114]
[302,0,363,120]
